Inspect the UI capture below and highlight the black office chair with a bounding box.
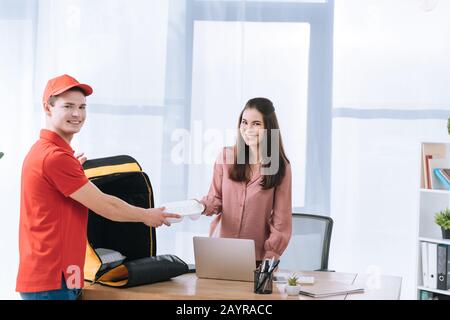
[279,213,334,272]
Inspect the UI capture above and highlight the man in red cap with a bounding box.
[16,74,180,300]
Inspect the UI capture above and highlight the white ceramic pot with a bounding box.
[285,284,301,296]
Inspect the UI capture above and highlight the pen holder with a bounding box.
[254,270,273,294]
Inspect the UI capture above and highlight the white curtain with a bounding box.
[330,0,450,299]
[0,0,37,300]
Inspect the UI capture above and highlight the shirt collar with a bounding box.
[39,129,74,154]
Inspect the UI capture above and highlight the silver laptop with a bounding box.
[193,236,256,282]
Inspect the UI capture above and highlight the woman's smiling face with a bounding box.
[239,108,265,147]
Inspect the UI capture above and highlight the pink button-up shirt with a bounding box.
[201,147,292,261]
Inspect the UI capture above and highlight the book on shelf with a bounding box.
[442,169,450,182]
[437,244,450,291]
[420,290,450,300]
[422,144,446,189]
[421,242,450,291]
[425,155,433,189]
[434,169,450,190]
[428,242,438,289]
[429,159,450,190]
[434,168,450,183]
[421,242,429,288]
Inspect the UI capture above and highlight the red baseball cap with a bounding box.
[42,74,93,104]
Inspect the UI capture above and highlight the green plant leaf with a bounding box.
[287,274,299,286]
[435,208,450,230]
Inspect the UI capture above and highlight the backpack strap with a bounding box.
[83,155,142,179]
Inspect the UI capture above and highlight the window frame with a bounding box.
[182,0,334,215]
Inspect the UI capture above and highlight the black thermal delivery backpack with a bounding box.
[82,155,188,288]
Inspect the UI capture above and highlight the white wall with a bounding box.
[330,0,450,299]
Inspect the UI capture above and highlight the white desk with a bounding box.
[82,270,402,300]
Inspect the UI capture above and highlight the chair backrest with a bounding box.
[279,213,333,271]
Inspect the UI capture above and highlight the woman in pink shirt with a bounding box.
[199,97,292,262]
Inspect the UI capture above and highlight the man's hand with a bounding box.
[143,207,181,227]
[75,152,87,165]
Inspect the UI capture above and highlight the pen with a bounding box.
[256,258,278,293]
[269,259,280,273]
[256,260,267,292]
[268,257,275,272]
[261,260,275,293]
[258,260,266,287]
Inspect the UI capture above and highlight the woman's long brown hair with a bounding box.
[229,97,289,190]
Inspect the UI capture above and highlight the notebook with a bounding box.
[299,281,364,298]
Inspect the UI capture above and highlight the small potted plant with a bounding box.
[435,208,450,239]
[285,274,301,296]
[0,152,3,160]
[448,118,450,135]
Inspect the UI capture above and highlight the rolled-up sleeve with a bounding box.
[264,163,292,259]
[201,150,225,215]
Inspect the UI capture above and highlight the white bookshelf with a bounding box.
[420,189,450,195]
[419,237,450,246]
[416,142,450,299]
[417,286,450,297]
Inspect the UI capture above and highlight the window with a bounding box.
[184,0,334,213]
[189,20,310,208]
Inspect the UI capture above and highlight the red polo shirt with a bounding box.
[16,129,89,292]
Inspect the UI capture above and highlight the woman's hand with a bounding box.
[192,199,207,215]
